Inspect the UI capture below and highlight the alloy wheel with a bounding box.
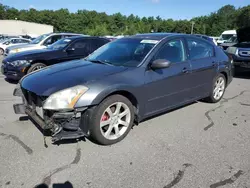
[100,102,131,140]
[213,77,225,100]
[33,65,44,71]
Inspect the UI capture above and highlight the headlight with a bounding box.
[43,85,88,110]
[9,48,21,54]
[9,60,31,67]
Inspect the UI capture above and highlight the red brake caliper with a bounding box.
[101,113,109,121]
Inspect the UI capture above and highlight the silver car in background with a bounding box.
[4,32,86,56]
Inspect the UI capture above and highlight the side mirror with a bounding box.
[151,59,171,70]
[66,48,75,53]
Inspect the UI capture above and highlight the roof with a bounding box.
[52,32,89,36]
[62,36,109,40]
[131,33,183,40]
[222,30,236,34]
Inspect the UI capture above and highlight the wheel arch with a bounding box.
[90,88,140,120]
[219,71,228,85]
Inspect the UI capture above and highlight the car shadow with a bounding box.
[35,181,74,188]
[140,101,197,123]
[4,78,18,84]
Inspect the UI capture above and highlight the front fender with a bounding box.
[74,84,135,108]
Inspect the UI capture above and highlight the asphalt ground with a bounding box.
[0,55,250,188]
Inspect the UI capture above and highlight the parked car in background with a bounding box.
[226,27,250,71]
[217,30,236,46]
[0,35,21,42]
[220,35,238,51]
[0,38,31,55]
[210,36,219,45]
[1,36,109,80]
[4,32,85,56]
[193,34,215,45]
[13,33,232,145]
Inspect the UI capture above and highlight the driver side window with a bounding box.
[154,39,186,63]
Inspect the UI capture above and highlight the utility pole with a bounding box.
[191,21,195,34]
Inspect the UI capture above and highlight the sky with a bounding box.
[1,0,250,20]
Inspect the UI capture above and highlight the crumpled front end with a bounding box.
[13,84,88,143]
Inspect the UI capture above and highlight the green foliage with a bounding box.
[0,3,249,36]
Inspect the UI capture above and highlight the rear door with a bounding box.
[185,37,217,98]
[89,38,109,54]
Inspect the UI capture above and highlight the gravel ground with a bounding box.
[0,55,250,188]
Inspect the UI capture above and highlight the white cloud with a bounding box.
[29,5,35,9]
[151,0,160,3]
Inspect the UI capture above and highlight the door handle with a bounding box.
[182,67,188,73]
[212,61,216,67]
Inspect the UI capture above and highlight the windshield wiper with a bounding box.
[87,59,112,65]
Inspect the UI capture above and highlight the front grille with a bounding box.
[22,88,47,107]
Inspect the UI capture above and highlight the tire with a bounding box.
[27,63,46,74]
[86,94,135,145]
[0,48,4,55]
[205,73,226,103]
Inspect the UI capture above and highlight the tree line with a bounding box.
[0,3,249,36]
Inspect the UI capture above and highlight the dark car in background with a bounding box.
[13,33,232,145]
[1,36,110,80]
[226,27,250,71]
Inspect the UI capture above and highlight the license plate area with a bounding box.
[240,62,250,68]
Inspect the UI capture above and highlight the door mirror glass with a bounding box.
[151,59,171,70]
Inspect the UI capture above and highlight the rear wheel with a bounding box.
[87,95,135,145]
[27,63,46,74]
[205,73,226,103]
[0,48,4,55]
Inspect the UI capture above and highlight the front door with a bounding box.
[144,38,193,116]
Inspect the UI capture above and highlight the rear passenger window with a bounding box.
[154,39,186,63]
[91,39,108,50]
[71,40,88,49]
[43,35,62,46]
[187,38,214,60]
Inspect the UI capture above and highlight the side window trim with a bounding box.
[186,37,215,61]
[152,38,187,64]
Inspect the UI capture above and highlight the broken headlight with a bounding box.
[43,85,88,110]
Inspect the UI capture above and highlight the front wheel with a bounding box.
[205,73,226,103]
[87,95,135,145]
[0,48,4,55]
[27,63,46,74]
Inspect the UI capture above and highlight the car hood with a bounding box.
[5,48,55,62]
[21,60,128,96]
[7,44,35,50]
[237,27,250,43]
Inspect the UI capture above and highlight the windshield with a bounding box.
[30,33,50,44]
[228,36,237,43]
[86,38,158,67]
[47,38,72,50]
[220,34,235,41]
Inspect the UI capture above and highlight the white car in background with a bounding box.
[217,30,237,46]
[5,32,85,56]
[0,38,31,55]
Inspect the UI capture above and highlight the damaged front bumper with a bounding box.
[13,85,88,143]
